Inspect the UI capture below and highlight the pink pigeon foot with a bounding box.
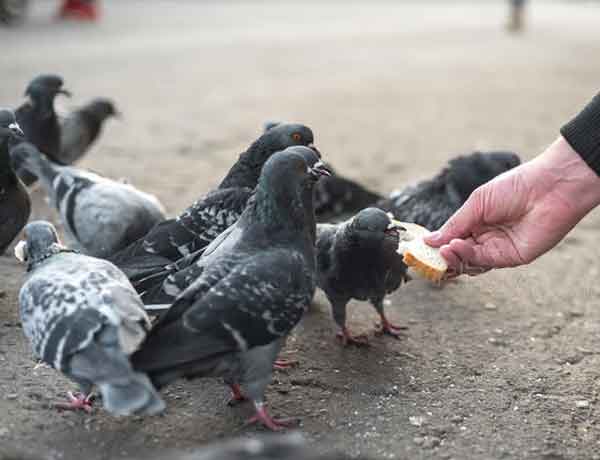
[54,392,94,413]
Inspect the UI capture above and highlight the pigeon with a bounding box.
[0,110,30,254]
[134,146,325,306]
[10,142,166,258]
[110,123,318,283]
[316,208,408,346]
[15,221,165,416]
[377,151,521,230]
[59,98,119,165]
[261,120,383,222]
[14,74,71,185]
[132,150,331,430]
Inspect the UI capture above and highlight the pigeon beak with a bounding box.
[14,240,27,263]
[308,143,321,159]
[8,122,25,138]
[385,220,405,236]
[58,89,72,97]
[309,161,332,179]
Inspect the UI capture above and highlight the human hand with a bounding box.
[425,137,600,277]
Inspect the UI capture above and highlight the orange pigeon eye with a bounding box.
[292,133,302,142]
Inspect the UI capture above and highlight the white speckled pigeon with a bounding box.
[132,150,330,430]
[16,221,165,416]
[10,142,166,258]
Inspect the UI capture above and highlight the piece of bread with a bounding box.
[394,220,447,282]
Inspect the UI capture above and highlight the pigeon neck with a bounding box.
[250,183,314,242]
[219,139,272,188]
[27,244,76,272]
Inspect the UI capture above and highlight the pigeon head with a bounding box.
[0,109,25,147]
[15,221,67,269]
[86,98,120,121]
[445,150,521,201]
[220,123,318,189]
[252,149,330,230]
[24,74,70,118]
[348,207,403,247]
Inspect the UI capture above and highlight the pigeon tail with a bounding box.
[98,371,165,416]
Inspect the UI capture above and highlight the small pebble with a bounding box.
[484,302,497,310]
[576,400,590,408]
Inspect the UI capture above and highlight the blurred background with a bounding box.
[2,1,600,460]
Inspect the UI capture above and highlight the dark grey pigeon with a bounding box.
[59,98,119,165]
[16,221,165,416]
[10,142,166,258]
[132,150,330,430]
[262,120,383,223]
[14,74,71,185]
[377,151,521,230]
[316,208,407,346]
[0,110,30,254]
[136,146,325,306]
[110,123,318,285]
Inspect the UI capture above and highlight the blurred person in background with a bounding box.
[507,0,526,32]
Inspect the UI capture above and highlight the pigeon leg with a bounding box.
[245,401,298,431]
[227,384,248,406]
[331,298,369,346]
[372,298,408,337]
[54,391,94,413]
[335,327,370,347]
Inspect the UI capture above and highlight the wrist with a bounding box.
[532,136,600,217]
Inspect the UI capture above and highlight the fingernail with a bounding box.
[425,231,442,245]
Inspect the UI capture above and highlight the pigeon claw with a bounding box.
[336,328,370,347]
[273,358,299,370]
[55,392,94,413]
[246,405,298,431]
[374,317,408,338]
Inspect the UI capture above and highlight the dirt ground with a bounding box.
[2,1,600,459]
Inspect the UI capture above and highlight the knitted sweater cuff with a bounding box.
[560,92,600,176]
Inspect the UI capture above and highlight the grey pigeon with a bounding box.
[316,208,407,346]
[59,98,119,165]
[174,433,363,460]
[135,146,325,306]
[16,221,165,416]
[262,120,383,223]
[110,123,318,285]
[132,150,330,430]
[14,74,71,185]
[377,151,521,230]
[0,110,29,254]
[11,142,166,258]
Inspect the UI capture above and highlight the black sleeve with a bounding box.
[560,92,600,176]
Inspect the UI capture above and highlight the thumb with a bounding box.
[425,188,484,247]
